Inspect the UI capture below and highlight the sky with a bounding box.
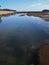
[0,0,49,11]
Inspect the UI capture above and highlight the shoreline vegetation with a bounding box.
[0,9,49,21]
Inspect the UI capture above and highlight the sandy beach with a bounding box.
[0,10,16,16]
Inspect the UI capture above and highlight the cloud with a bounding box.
[32,3,42,7]
[26,3,49,11]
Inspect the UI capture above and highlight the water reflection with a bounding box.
[0,17,2,23]
[0,14,49,65]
